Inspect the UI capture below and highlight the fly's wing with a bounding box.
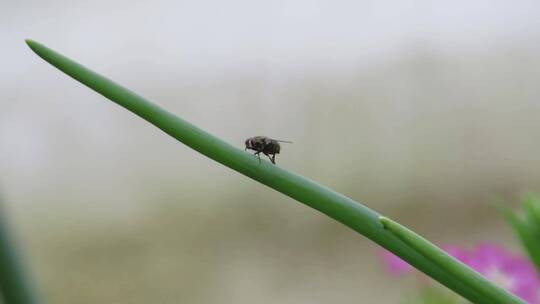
[272,139,293,143]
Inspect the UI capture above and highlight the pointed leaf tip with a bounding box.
[25,39,42,54]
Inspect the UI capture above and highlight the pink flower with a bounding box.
[379,250,412,275]
[465,244,540,304]
[379,244,540,303]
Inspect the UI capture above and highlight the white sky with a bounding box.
[1,0,540,77]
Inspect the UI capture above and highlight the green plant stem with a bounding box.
[380,216,524,304]
[26,39,524,304]
[0,197,41,304]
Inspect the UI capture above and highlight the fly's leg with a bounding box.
[254,151,261,163]
[263,152,275,164]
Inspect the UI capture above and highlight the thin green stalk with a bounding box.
[25,39,523,304]
[0,196,41,304]
[380,216,524,304]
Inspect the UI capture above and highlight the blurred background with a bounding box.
[2,1,540,303]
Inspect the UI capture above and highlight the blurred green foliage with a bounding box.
[0,197,40,304]
[503,195,540,272]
